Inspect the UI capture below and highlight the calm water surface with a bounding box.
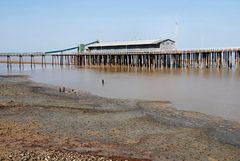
[1,63,240,122]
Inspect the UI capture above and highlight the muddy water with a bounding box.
[0,63,240,122]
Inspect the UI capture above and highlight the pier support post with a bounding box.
[31,55,35,69]
[210,52,213,68]
[52,56,54,67]
[19,55,24,70]
[142,54,146,68]
[160,55,164,69]
[232,51,236,69]
[199,53,203,69]
[236,51,239,69]
[140,54,143,68]
[181,53,184,68]
[7,56,12,70]
[205,53,209,68]
[84,55,86,66]
[153,54,157,69]
[90,55,92,66]
[121,55,124,66]
[100,55,103,66]
[60,55,64,67]
[193,53,197,68]
[186,53,190,68]
[170,54,173,69]
[114,55,117,66]
[157,55,160,69]
[165,54,168,68]
[148,54,151,69]
[222,51,225,69]
[217,52,221,69]
[190,53,193,68]
[41,55,46,68]
[229,51,233,69]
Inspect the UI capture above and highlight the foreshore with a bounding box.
[0,75,239,161]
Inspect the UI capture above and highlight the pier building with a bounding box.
[86,39,176,52]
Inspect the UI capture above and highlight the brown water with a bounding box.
[1,63,240,122]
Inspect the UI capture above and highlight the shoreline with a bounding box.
[0,75,239,160]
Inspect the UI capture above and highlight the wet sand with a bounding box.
[0,75,239,161]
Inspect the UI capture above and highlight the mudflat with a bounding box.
[0,75,239,161]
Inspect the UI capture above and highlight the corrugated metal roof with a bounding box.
[87,39,173,48]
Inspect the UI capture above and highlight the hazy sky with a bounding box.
[0,0,240,52]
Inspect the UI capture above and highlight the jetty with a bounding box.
[0,48,240,70]
[0,38,240,69]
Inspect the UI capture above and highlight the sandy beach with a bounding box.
[0,75,239,161]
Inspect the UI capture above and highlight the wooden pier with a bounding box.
[1,48,240,69]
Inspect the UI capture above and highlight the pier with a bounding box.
[0,48,240,69]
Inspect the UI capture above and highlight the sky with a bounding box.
[0,0,240,52]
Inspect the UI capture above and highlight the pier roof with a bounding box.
[87,39,174,47]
